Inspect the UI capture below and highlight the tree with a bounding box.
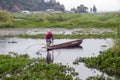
[93,5,97,13]
[76,4,88,13]
[0,0,65,12]
[90,8,92,12]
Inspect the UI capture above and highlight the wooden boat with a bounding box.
[45,39,83,51]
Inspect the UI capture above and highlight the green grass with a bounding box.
[0,12,120,28]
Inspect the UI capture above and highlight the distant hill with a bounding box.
[0,0,65,12]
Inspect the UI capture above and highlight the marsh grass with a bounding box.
[0,11,13,28]
[0,12,120,28]
[15,32,117,39]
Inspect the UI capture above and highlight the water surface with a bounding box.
[0,37,114,79]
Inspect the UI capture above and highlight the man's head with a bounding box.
[48,31,52,35]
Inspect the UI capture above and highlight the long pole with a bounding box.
[52,43,54,63]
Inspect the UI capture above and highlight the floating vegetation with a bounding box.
[0,54,80,80]
[73,58,80,65]
[86,74,113,80]
[8,52,29,58]
[101,45,107,47]
[8,41,17,43]
[73,40,120,79]
[16,32,117,39]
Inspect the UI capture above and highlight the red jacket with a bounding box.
[45,32,54,41]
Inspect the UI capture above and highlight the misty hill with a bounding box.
[0,0,65,12]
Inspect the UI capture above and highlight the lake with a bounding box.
[0,37,114,80]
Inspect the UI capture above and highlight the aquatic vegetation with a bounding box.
[86,74,113,80]
[0,54,79,80]
[18,32,117,39]
[8,41,17,43]
[73,39,120,78]
[8,52,29,58]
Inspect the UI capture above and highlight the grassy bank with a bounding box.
[73,39,120,78]
[0,54,79,80]
[0,11,120,29]
[12,32,117,39]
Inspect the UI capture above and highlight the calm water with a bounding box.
[0,37,114,80]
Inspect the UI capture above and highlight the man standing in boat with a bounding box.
[45,31,54,46]
[45,31,54,64]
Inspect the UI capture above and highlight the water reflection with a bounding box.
[0,37,12,54]
[46,46,83,64]
[46,50,54,64]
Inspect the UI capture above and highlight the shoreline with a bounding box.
[0,28,114,36]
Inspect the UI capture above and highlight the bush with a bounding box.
[0,12,10,22]
[0,11,13,28]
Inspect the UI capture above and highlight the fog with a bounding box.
[56,0,120,12]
